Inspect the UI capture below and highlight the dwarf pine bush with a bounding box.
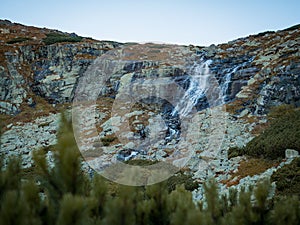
[244,108,300,159]
[43,32,83,45]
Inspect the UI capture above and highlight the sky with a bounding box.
[1,0,300,46]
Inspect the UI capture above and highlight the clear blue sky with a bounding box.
[1,0,299,46]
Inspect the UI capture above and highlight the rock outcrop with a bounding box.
[0,20,122,114]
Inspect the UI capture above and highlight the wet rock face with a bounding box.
[208,55,257,102]
[254,73,300,114]
[29,43,121,103]
[137,97,181,144]
[0,64,27,114]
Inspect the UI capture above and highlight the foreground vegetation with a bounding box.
[1,114,300,225]
[271,157,300,197]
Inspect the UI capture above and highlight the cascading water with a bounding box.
[221,58,254,103]
[159,59,213,144]
[221,65,239,103]
[137,58,254,146]
[172,59,212,117]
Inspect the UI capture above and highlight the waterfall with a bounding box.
[221,58,253,103]
[164,58,254,143]
[221,65,239,102]
[172,59,212,117]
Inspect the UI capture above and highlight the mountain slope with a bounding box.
[0,20,299,192]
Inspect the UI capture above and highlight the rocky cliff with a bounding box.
[1,20,299,116]
[0,20,299,191]
[0,19,122,115]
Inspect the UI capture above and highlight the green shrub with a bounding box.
[43,32,83,45]
[126,159,198,192]
[166,172,198,192]
[228,146,245,159]
[271,158,300,197]
[6,37,32,44]
[242,109,300,159]
[270,196,300,225]
[100,136,116,146]
[126,159,157,166]
[267,104,295,121]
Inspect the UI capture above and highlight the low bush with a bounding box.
[242,108,300,159]
[166,172,198,192]
[6,37,32,44]
[271,157,300,197]
[126,159,157,166]
[267,104,295,121]
[126,159,198,192]
[43,32,83,45]
[228,146,245,159]
[100,136,116,146]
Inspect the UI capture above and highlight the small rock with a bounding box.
[6,123,13,129]
[239,109,249,117]
[285,149,299,159]
[124,142,135,149]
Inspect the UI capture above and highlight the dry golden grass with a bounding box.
[74,53,98,60]
[225,99,247,115]
[100,134,119,146]
[234,158,278,178]
[0,95,65,132]
[250,122,270,135]
[222,157,279,187]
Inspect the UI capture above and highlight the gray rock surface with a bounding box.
[0,42,122,114]
[0,113,60,167]
[285,149,299,159]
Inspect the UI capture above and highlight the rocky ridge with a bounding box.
[0,19,122,114]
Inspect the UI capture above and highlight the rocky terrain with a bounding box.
[0,20,299,196]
